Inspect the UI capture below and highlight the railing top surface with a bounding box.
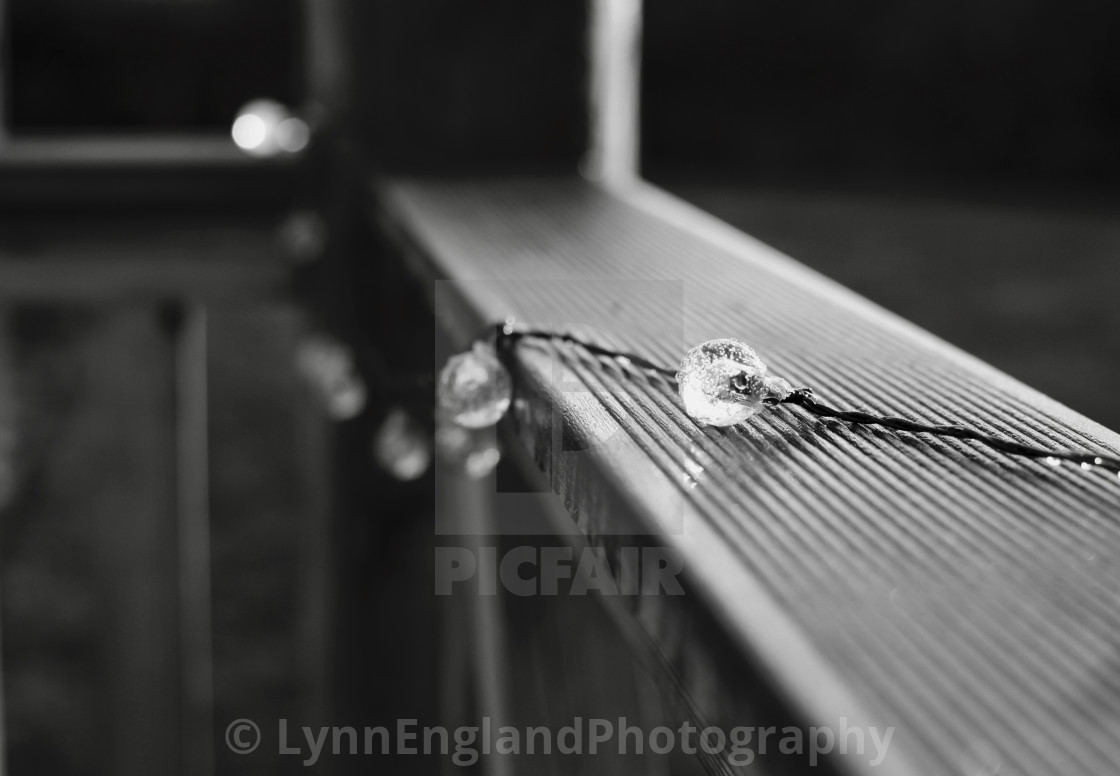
[378,175,1120,776]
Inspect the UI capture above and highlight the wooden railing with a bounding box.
[376,173,1120,776]
[4,1,1119,774]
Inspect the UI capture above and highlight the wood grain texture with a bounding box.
[377,176,1120,776]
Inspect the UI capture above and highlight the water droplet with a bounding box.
[437,342,512,428]
[616,356,632,368]
[502,315,517,336]
[1081,462,1092,471]
[676,339,789,427]
[1094,457,1104,466]
[681,456,705,490]
[1045,457,1061,467]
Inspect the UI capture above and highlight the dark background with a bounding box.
[14,0,1102,424]
[8,0,302,130]
[11,0,1120,189]
[642,0,1120,191]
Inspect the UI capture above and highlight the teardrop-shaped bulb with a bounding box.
[677,339,790,427]
[437,341,512,428]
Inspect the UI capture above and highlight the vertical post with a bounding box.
[0,0,7,141]
[438,465,513,776]
[0,609,5,776]
[0,316,9,776]
[302,0,350,120]
[176,306,213,776]
[586,0,643,186]
[97,308,181,776]
[295,356,333,773]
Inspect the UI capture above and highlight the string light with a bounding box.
[431,323,1120,480]
[296,337,366,420]
[231,99,310,157]
[676,339,792,426]
[372,408,432,481]
[436,341,512,428]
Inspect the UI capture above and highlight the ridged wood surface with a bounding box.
[379,176,1120,776]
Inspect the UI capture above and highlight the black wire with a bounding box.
[497,324,1120,477]
[496,325,678,379]
[778,388,1120,476]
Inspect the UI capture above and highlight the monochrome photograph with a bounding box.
[1,1,1118,774]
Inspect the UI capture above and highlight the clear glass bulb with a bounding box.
[437,341,512,428]
[435,421,502,478]
[676,339,791,427]
[296,336,366,420]
[372,408,431,481]
[231,99,309,157]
